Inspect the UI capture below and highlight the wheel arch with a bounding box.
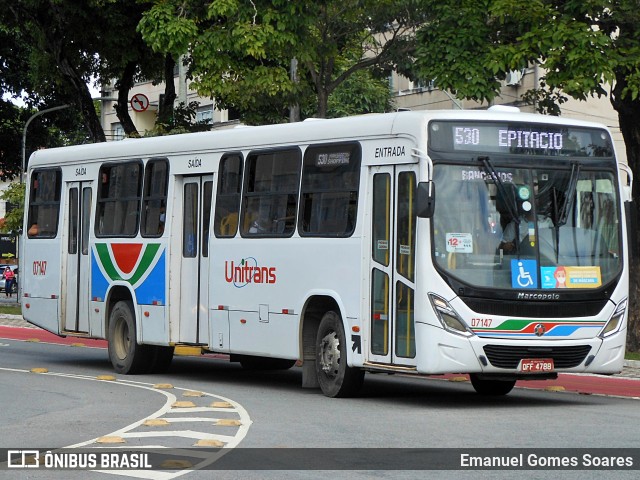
[104,284,137,342]
[299,293,346,389]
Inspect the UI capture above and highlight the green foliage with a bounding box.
[0,182,25,235]
[414,0,502,103]
[0,305,21,315]
[326,70,395,118]
[137,2,199,56]
[414,0,640,109]
[139,0,424,123]
[0,101,24,179]
[145,101,216,136]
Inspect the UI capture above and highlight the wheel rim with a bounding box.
[319,330,341,377]
[113,317,130,361]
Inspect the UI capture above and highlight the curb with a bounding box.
[2,313,640,375]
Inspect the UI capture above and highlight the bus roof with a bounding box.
[28,109,611,168]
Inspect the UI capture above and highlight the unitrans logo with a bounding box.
[225,257,276,288]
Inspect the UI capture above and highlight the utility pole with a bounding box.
[21,104,71,184]
[289,58,300,123]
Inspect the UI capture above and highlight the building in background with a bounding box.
[99,61,238,141]
[390,66,626,163]
[99,65,627,164]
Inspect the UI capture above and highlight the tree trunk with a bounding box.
[34,5,106,144]
[157,54,177,127]
[316,88,328,118]
[611,77,640,352]
[113,61,140,138]
[58,58,106,143]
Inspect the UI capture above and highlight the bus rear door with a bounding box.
[63,181,92,333]
[177,175,213,344]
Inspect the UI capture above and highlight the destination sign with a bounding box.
[429,121,613,157]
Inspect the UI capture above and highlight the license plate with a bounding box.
[520,358,554,373]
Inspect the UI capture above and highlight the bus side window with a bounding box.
[95,161,143,237]
[27,168,62,239]
[299,142,361,237]
[214,154,243,238]
[241,149,301,237]
[141,158,169,237]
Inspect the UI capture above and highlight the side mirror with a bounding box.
[416,181,435,218]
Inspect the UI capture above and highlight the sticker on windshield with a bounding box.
[541,266,601,289]
[446,233,473,253]
[511,259,538,288]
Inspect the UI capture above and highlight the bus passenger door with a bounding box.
[179,175,213,344]
[64,182,92,333]
[368,166,418,367]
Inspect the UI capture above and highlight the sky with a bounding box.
[3,80,101,107]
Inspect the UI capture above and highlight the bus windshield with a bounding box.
[432,163,621,291]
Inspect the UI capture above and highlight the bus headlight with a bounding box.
[599,298,627,338]
[428,293,474,337]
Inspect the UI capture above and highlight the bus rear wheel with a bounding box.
[108,300,153,374]
[315,310,364,398]
[469,374,516,396]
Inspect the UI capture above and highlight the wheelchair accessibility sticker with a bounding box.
[511,259,538,288]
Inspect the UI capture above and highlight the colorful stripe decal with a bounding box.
[473,319,605,338]
[92,243,165,305]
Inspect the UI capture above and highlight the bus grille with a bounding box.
[483,344,592,369]
[460,297,607,318]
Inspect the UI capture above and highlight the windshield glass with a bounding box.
[432,163,621,290]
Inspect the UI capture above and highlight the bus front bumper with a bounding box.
[414,322,626,376]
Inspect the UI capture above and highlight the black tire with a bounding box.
[315,310,364,398]
[107,300,153,374]
[469,374,516,396]
[238,355,296,370]
[149,345,175,374]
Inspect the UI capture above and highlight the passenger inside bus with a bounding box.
[158,206,166,234]
[497,182,554,254]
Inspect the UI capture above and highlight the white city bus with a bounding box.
[21,108,632,396]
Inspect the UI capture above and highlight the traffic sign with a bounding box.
[130,93,149,112]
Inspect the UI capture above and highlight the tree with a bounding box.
[0,99,87,178]
[1,0,106,142]
[325,69,395,119]
[0,1,173,142]
[413,0,640,351]
[0,183,25,235]
[139,0,423,123]
[0,101,26,179]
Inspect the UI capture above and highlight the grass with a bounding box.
[0,305,21,315]
[625,351,640,361]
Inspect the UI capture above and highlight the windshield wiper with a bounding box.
[478,156,520,255]
[478,156,519,224]
[551,161,581,262]
[557,161,581,227]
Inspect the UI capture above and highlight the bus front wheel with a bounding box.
[108,300,152,374]
[469,374,516,396]
[315,311,364,398]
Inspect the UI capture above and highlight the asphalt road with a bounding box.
[1,324,640,480]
